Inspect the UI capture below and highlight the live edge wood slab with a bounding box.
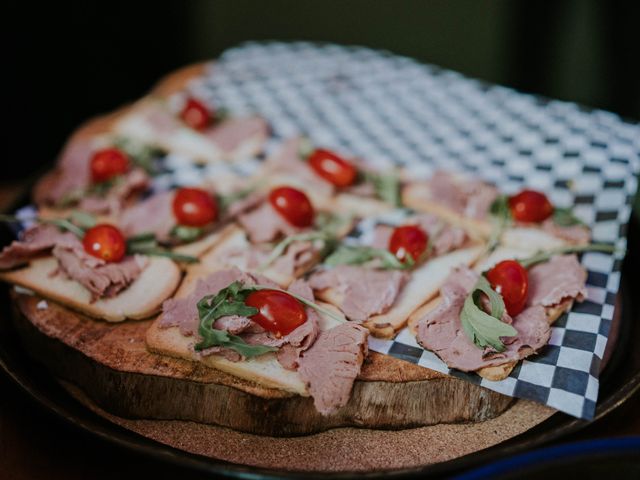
[12,292,514,436]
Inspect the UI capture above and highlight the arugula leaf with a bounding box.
[217,186,255,211]
[324,245,409,270]
[487,194,511,253]
[112,136,163,174]
[194,281,275,356]
[297,136,314,159]
[70,211,97,229]
[460,276,516,352]
[127,245,199,263]
[364,171,401,207]
[171,225,204,243]
[552,207,585,227]
[518,243,617,269]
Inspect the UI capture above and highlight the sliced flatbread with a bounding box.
[0,256,181,322]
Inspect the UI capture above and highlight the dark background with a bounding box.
[5,0,639,182]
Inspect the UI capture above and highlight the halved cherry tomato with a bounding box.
[388,225,429,264]
[245,289,307,337]
[508,189,554,223]
[180,98,211,131]
[172,187,218,227]
[90,148,130,183]
[485,260,529,317]
[308,148,358,187]
[269,186,315,228]
[82,224,127,262]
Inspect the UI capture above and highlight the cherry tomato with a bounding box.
[245,289,307,337]
[172,187,218,227]
[485,260,529,317]
[269,186,315,228]
[508,189,554,223]
[308,148,358,187]
[180,98,211,131]
[90,148,130,183]
[82,224,127,262]
[388,225,429,264]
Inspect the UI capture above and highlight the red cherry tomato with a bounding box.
[485,260,529,317]
[269,186,315,228]
[308,148,358,187]
[172,187,218,227]
[388,225,429,264]
[245,289,307,337]
[82,224,127,262]
[180,98,211,131]
[508,189,554,223]
[90,148,130,183]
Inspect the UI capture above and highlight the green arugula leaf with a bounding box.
[171,225,204,243]
[552,207,585,227]
[217,185,256,211]
[257,232,328,272]
[518,243,617,269]
[126,244,199,263]
[69,211,97,229]
[195,281,274,356]
[487,194,512,253]
[460,276,517,352]
[112,136,163,174]
[324,244,410,270]
[364,171,401,207]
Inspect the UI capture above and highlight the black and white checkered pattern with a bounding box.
[179,42,638,420]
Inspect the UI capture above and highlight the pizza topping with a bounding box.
[180,98,212,131]
[245,289,308,337]
[82,224,127,262]
[388,225,428,265]
[508,189,554,223]
[308,265,409,322]
[269,186,315,228]
[297,322,368,415]
[90,148,131,184]
[308,148,358,187]
[172,187,218,227]
[485,260,529,317]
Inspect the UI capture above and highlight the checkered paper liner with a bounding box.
[177,42,639,420]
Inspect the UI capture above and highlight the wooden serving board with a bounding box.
[12,292,515,436]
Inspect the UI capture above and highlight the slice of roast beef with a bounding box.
[226,240,320,280]
[0,224,78,270]
[33,138,94,206]
[52,243,146,300]
[77,168,151,215]
[527,254,587,308]
[297,323,368,415]
[237,202,302,243]
[308,265,409,322]
[539,219,591,245]
[423,170,497,220]
[203,116,269,153]
[415,266,550,372]
[119,191,176,241]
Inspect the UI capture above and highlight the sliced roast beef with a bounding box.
[119,191,176,241]
[424,170,497,220]
[308,265,409,322]
[297,323,368,415]
[237,202,302,243]
[0,224,78,270]
[33,138,94,206]
[527,254,587,308]
[203,116,269,153]
[540,219,591,245]
[77,168,151,215]
[415,266,550,372]
[226,240,319,280]
[53,243,146,300]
